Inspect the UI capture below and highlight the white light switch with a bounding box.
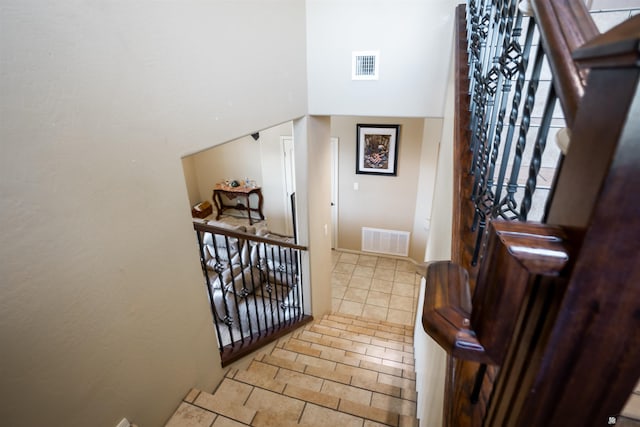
[354,182,359,190]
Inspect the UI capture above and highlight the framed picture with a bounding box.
[356,124,400,176]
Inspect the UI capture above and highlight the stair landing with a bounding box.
[165,313,419,427]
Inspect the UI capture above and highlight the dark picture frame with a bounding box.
[356,124,400,176]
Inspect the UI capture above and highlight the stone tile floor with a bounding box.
[165,313,419,427]
[330,251,421,327]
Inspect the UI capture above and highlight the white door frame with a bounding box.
[280,136,296,236]
[331,137,339,249]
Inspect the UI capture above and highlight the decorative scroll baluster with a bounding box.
[197,230,225,350]
[471,0,515,196]
[520,85,558,220]
[225,236,246,343]
[492,14,536,209]
[194,222,310,365]
[468,0,490,100]
[469,0,496,166]
[497,43,545,220]
[470,0,525,265]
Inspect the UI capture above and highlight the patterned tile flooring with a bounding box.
[330,250,421,327]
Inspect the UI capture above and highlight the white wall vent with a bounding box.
[361,227,410,257]
[352,51,379,80]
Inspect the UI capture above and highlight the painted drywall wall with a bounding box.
[0,1,307,426]
[184,121,292,234]
[182,155,202,207]
[331,116,428,260]
[414,28,457,427]
[307,0,459,117]
[294,116,333,317]
[410,119,444,261]
[192,135,264,206]
[258,122,294,235]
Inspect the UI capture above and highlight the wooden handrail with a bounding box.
[193,221,308,251]
[422,221,571,367]
[531,0,599,127]
[421,261,492,364]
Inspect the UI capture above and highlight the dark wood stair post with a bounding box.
[485,15,640,427]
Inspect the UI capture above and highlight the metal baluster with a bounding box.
[289,248,300,318]
[520,85,557,220]
[470,0,505,185]
[472,0,518,220]
[247,241,262,335]
[258,242,274,329]
[282,248,293,321]
[295,249,303,319]
[498,43,546,219]
[236,238,254,340]
[197,231,224,350]
[212,234,236,345]
[269,245,283,325]
[481,2,522,201]
[224,236,245,344]
[261,242,276,329]
[471,0,507,217]
[492,13,536,209]
[471,1,523,265]
[468,0,494,162]
[468,0,488,87]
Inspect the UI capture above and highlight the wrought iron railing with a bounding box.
[466,0,569,267]
[423,0,640,426]
[193,222,310,366]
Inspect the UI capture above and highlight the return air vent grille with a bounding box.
[361,227,410,257]
[352,51,379,80]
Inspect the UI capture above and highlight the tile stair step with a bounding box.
[217,368,419,427]
[272,334,415,378]
[301,322,415,353]
[287,329,415,369]
[278,336,415,376]
[166,313,420,427]
[316,316,414,346]
[323,313,415,335]
[176,388,419,427]
[234,358,417,407]
[255,351,417,401]
[320,313,414,338]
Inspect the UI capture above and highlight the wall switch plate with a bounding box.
[354,182,359,190]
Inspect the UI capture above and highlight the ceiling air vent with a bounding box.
[352,51,379,80]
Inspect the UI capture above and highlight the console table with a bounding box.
[212,184,265,225]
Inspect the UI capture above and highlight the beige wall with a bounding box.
[331,116,434,261]
[0,1,307,426]
[414,30,457,427]
[182,155,202,207]
[183,121,293,235]
[410,119,444,261]
[257,122,294,235]
[192,136,264,206]
[294,116,333,317]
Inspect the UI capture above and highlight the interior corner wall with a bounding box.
[182,155,201,207]
[306,0,459,117]
[191,135,264,207]
[258,122,295,235]
[410,119,444,261]
[331,116,426,260]
[0,1,307,426]
[414,25,457,427]
[293,116,333,318]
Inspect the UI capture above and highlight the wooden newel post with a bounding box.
[485,15,640,427]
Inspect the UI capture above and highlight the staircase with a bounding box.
[166,313,419,427]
